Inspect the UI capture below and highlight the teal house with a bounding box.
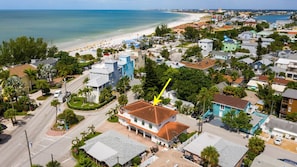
[222,36,240,52]
[210,94,267,135]
[212,94,251,117]
[118,54,134,80]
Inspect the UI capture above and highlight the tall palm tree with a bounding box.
[24,68,37,91]
[46,160,61,167]
[51,99,60,123]
[0,69,9,88]
[36,79,50,95]
[197,86,218,116]
[201,146,220,167]
[3,86,16,123]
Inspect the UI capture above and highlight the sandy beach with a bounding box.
[60,12,208,56]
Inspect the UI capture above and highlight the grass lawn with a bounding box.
[107,116,118,123]
[68,96,100,110]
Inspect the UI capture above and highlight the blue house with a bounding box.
[118,55,134,80]
[212,94,251,117]
[210,94,268,135]
[87,55,134,103]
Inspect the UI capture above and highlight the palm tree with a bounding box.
[201,146,220,167]
[83,77,89,85]
[4,108,16,125]
[36,79,50,95]
[0,69,9,88]
[88,124,95,135]
[46,160,61,167]
[197,86,218,116]
[51,99,60,123]
[3,86,16,123]
[24,68,37,91]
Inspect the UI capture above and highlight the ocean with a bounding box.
[0,10,183,47]
[255,14,291,23]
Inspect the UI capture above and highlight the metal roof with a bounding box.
[183,132,248,167]
[80,130,146,167]
[282,88,297,99]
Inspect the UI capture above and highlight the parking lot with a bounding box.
[266,136,297,154]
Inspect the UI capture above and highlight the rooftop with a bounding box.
[183,132,248,167]
[8,64,36,78]
[282,88,297,99]
[182,59,216,70]
[80,130,146,167]
[123,101,178,125]
[213,94,249,110]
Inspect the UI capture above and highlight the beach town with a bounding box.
[1,8,297,167]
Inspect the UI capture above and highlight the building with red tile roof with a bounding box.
[258,75,289,86]
[8,64,37,92]
[118,100,189,147]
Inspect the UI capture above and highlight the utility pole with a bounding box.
[25,130,32,167]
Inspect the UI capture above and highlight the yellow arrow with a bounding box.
[153,78,172,106]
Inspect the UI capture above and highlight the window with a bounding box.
[142,120,145,126]
[220,105,225,110]
[289,99,293,104]
[149,123,152,129]
[288,107,291,112]
[134,117,137,122]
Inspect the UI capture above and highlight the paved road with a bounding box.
[0,71,90,167]
[177,114,297,161]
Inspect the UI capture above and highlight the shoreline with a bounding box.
[60,12,208,55]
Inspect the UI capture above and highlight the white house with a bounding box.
[118,100,189,147]
[262,116,297,142]
[87,60,122,102]
[198,39,213,57]
[80,130,146,167]
[183,132,248,167]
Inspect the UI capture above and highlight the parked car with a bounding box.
[274,137,282,145]
[54,90,62,98]
[203,114,214,122]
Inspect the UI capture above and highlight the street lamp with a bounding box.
[25,130,32,167]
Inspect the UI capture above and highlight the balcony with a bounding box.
[280,108,287,114]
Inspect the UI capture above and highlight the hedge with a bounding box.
[67,96,116,110]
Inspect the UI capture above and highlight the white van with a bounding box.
[54,90,62,98]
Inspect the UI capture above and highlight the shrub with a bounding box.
[178,133,188,143]
[131,156,141,166]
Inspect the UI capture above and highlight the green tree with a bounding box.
[197,87,218,116]
[24,68,37,91]
[116,76,130,94]
[286,81,297,89]
[247,137,265,160]
[286,112,297,122]
[143,58,160,101]
[155,24,171,37]
[118,94,128,106]
[0,36,48,65]
[182,45,202,61]
[36,79,50,95]
[174,100,183,111]
[4,108,16,125]
[55,52,81,77]
[99,86,113,103]
[183,26,199,42]
[75,155,97,167]
[201,146,220,167]
[222,110,252,132]
[160,48,170,60]
[46,160,61,167]
[51,99,60,123]
[0,69,9,88]
[47,45,58,57]
[131,84,143,99]
[57,109,79,126]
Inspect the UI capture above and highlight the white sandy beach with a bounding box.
[60,12,208,55]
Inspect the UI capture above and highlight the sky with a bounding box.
[1,0,297,10]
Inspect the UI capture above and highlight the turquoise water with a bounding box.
[255,14,291,23]
[0,10,183,46]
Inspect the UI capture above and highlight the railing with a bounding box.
[177,133,199,151]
